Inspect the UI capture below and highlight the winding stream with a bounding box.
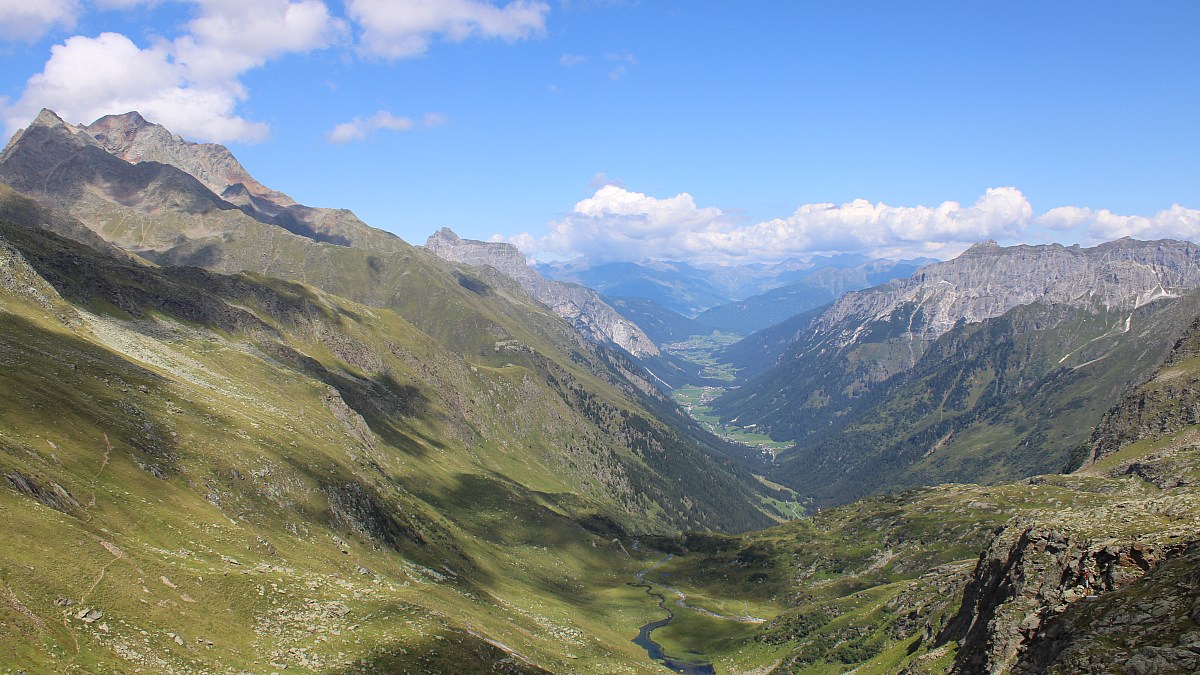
[630,555,717,674]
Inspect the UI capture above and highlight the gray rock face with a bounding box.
[425,228,659,358]
[1084,318,1200,466]
[942,517,1200,675]
[816,239,1200,349]
[84,111,295,209]
[1,109,404,254]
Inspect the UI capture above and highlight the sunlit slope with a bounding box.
[635,438,1200,674]
[626,316,1200,674]
[0,110,777,530]
[765,297,1200,506]
[0,217,771,672]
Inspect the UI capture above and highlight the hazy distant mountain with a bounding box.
[537,259,732,315]
[693,258,928,334]
[716,238,1200,505]
[539,255,931,335]
[424,228,658,357]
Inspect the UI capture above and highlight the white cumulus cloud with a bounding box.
[4,0,550,142]
[745,187,1033,258]
[174,0,346,84]
[347,0,549,59]
[3,1,345,143]
[1038,204,1200,242]
[0,0,78,42]
[512,186,1036,263]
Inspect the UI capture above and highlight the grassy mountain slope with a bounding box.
[0,109,778,532]
[0,216,781,672]
[768,297,1200,506]
[630,433,1200,674]
[613,309,1200,673]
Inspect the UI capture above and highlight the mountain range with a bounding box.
[537,254,930,336]
[2,109,1199,674]
[715,238,1200,504]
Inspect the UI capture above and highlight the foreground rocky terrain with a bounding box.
[637,323,1200,672]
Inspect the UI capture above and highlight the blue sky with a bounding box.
[1,1,1197,263]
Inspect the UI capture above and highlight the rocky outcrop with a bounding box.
[425,228,659,357]
[4,471,82,513]
[84,111,295,209]
[0,109,405,254]
[939,477,1200,674]
[814,239,1200,350]
[1082,318,1200,466]
[1014,542,1200,674]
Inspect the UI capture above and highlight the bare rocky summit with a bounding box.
[84,111,295,209]
[1,109,403,253]
[817,238,1200,349]
[425,228,659,358]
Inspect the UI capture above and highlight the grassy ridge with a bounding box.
[0,219,778,672]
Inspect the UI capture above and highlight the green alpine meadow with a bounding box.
[1,106,1199,675]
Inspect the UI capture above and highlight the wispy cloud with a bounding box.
[328,109,447,143]
[604,51,635,80]
[347,0,549,59]
[0,0,78,42]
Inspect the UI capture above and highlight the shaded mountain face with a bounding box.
[1,109,404,252]
[84,110,296,209]
[0,109,777,534]
[0,217,742,672]
[716,239,1200,506]
[424,227,659,358]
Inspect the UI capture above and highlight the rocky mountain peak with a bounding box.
[963,239,1002,254]
[425,229,659,358]
[2,109,92,163]
[429,226,460,244]
[83,111,295,207]
[0,108,402,254]
[817,238,1200,348]
[425,227,529,275]
[32,107,72,129]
